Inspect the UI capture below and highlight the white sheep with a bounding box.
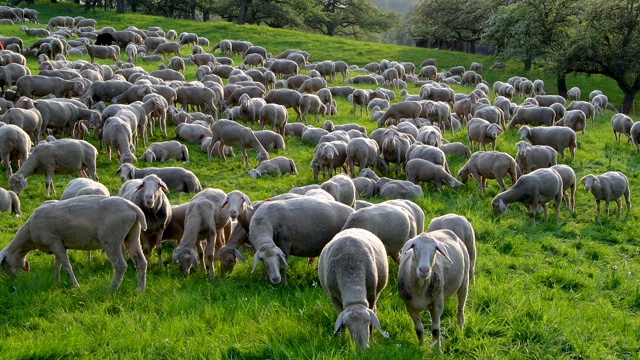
[611,113,634,144]
[519,125,577,160]
[397,229,470,351]
[556,109,587,134]
[492,167,563,227]
[116,163,202,193]
[320,173,356,208]
[0,123,31,177]
[427,214,476,284]
[514,141,557,175]
[580,171,631,222]
[207,119,270,166]
[457,151,518,193]
[60,178,110,200]
[550,164,577,214]
[0,188,20,216]
[0,195,148,292]
[311,141,348,180]
[318,228,389,349]
[405,158,463,192]
[142,140,190,163]
[248,156,297,179]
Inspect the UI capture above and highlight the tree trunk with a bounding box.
[203,9,209,22]
[557,73,567,98]
[523,58,532,71]
[116,0,125,14]
[621,91,637,114]
[238,0,248,24]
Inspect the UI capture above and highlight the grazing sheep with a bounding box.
[508,106,555,128]
[397,229,469,351]
[514,141,557,175]
[0,195,147,292]
[492,167,563,226]
[342,203,417,263]
[381,128,412,177]
[518,125,577,160]
[591,94,608,116]
[301,126,329,144]
[258,103,288,137]
[248,196,354,285]
[175,122,212,144]
[567,87,581,101]
[238,92,266,129]
[207,119,270,166]
[467,118,502,152]
[580,171,631,222]
[377,101,422,127]
[9,139,98,197]
[320,174,356,208]
[352,177,379,199]
[457,151,518,193]
[550,164,576,214]
[264,89,302,121]
[248,156,297,179]
[405,158,463,192]
[60,177,110,200]
[405,143,450,174]
[116,163,202,193]
[152,42,181,59]
[298,94,326,124]
[0,188,20,216]
[101,117,136,164]
[566,100,596,125]
[318,228,389,349]
[631,122,640,152]
[345,137,380,177]
[611,113,634,144]
[427,214,476,284]
[311,141,348,180]
[556,109,587,134]
[142,140,189,162]
[378,178,424,199]
[440,142,471,158]
[253,130,285,151]
[0,124,31,177]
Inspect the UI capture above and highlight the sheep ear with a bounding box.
[435,242,453,263]
[19,177,28,189]
[251,250,261,273]
[22,259,30,272]
[190,253,198,271]
[276,247,288,268]
[220,200,228,209]
[243,195,252,205]
[499,199,508,213]
[234,249,247,263]
[115,166,122,175]
[401,239,415,257]
[579,176,587,183]
[158,180,169,193]
[368,309,388,338]
[333,312,345,336]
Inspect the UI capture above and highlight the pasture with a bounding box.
[0,2,639,358]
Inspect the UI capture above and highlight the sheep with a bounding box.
[238,93,266,129]
[80,80,134,106]
[345,137,381,177]
[247,156,297,179]
[377,178,424,200]
[207,119,270,166]
[142,140,189,162]
[253,129,286,151]
[377,101,422,127]
[342,202,417,264]
[301,126,329,144]
[175,122,212,144]
[352,177,379,199]
[492,167,563,226]
[116,163,202,193]
[9,139,98,197]
[257,103,288,137]
[427,214,476,285]
[15,75,84,99]
[298,94,326,124]
[457,151,517,194]
[467,118,501,152]
[320,174,356,208]
[514,141,557,175]
[534,95,565,107]
[611,113,634,144]
[264,88,302,120]
[556,109,587,134]
[0,188,20,216]
[248,196,354,285]
[580,171,631,222]
[299,77,327,94]
[566,100,596,125]
[405,158,463,192]
[567,87,581,101]
[0,124,31,177]
[152,42,181,59]
[60,178,110,200]
[119,175,172,266]
[550,164,576,214]
[101,117,137,164]
[405,143,450,174]
[440,142,471,158]
[397,229,469,350]
[318,228,388,349]
[591,94,608,115]
[0,195,147,292]
[518,125,577,160]
[507,106,556,129]
[380,128,412,177]
[631,122,640,152]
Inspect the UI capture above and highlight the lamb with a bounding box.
[492,167,563,226]
[318,228,389,349]
[427,214,477,285]
[556,109,587,134]
[248,196,354,285]
[352,177,379,198]
[258,103,288,137]
[85,43,119,63]
[0,195,147,292]
[397,229,469,351]
[80,80,134,106]
[611,113,634,144]
[591,94,609,116]
[142,140,189,162]
[175,122,212,144]
[405,158,463,192]
[341,203,417,263]
[580,171,631,222]
[0,124,31,177]
[60,177,110,200]
[416,125,442,147]
[172,188,231,279]
[0,188,20,216]
[508,106,555,128]
[9,139,98,197]
[116,163,202,193]
[207,119,270,166]
[320,174,356,208]
[299,77,327,94]
[440,142,471,158]
[467,118,502,152]
[457,151,518,194]
[514,141,557,175]
[176,86,217,116]
[248,156,297,179]
[534,95,566,107]
[518,125,577,160]
[550,164,576,214]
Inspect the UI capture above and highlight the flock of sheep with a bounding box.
[0,7,635,350]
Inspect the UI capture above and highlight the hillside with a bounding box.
[0,2,638,359]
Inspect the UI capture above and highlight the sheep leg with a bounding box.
[45,171,55,197]
[615,198,622,215]
[429,302,443,352]
[195,241,205,270]
[456,283,468,329]
[155,229,165,266]
[596,200,602,222]
[204,232,216,280]
[53,255,63,284]
[240,149,249,167]
[527,205,536,227]
[103,240,128,292]
[49,241,79,287]
[2,153,12,177]
[495,176,506,192]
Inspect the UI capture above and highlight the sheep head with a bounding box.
[401,234,452,280]
[172,246,198,277]
[492,196,509,217]
[333,305,387,350]
[518,126,531,140]
[0,249,30,277]
[8,174,28,195]
[214,245,247,276]
[252,243,287,284]
[222,190,251,219]
[136,174,168,208]
[580,175,598,191]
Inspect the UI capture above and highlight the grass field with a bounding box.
[0,2,639,359]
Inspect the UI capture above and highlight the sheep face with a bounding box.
[333,306,381,350]
[252,244,287,284]
[8,174,28,195]
[116,164,134,182]
[172,247,198,277]
[248,169,261,179]
[515,141,529,157]
[402,235,451,279]
[222,191,251,220]
[136,176,168,208]
[492,197,508,217]
[214,247,246,276]
[0,251,29,277]
[255,151,269,164]
[580,175,597,191]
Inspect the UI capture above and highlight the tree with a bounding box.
[304,0,399,38]
[562,0,640,113]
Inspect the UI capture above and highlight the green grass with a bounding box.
[0,1,639,359]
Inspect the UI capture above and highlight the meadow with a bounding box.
[0,2,639,358]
